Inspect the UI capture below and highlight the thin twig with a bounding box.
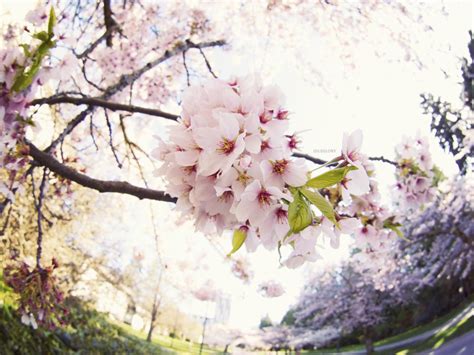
[35,168,48,269]
[182,50,191,86]
[196,45,217,78]
[368,156,398,166]
[104,109,123,168]
[89,115,99,151]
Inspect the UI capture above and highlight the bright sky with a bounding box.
[1,0,472,330]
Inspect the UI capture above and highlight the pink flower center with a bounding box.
[275,207,288,223]
[259,111,272,124]
[348,151,359,162]
[287,134,298,150]
[276,110,288,120]
[219,190,234,202]
[272,159,288,175]
[257,189,272,206]
[217,138,235,155]
[183,165,196,175]
[261,140,270,152]
[237,171,251,186]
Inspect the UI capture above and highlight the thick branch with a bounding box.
[105,39,226,96]
[27,141,176,203]
[103,0,115,47]
[30,96,179,121]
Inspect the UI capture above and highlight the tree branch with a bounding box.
[44,39,225,151]
[30,95,179,121]
[292,152,327,165]
[368,156,398,166]
[293,152,397,166]
[27,141,177,203]
[103,0,116,47]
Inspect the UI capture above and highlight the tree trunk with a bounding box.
[364,337,374,355]
[146,291,161,342]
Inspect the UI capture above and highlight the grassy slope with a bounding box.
[386,309,474,354]
[116,322,224,354]
[305,297,474,354]
[0,276,222,354]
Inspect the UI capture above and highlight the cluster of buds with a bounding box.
[3,258,68,329]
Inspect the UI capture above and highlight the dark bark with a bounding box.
[27,141,177,203]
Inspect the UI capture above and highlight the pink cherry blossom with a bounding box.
[258,280,285,298]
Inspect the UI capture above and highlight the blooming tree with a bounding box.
[290,261,417,354]
[0,0,465,330]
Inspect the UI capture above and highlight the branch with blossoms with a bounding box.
[45,38,226,152]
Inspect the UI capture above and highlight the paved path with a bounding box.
[420,329,474,355]
[343,302,474,354]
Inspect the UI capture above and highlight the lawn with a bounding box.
[304,297,474,354]
[386,307,474,354]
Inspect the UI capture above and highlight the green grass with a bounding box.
[116,321,224,354]
[386,309,474,354]
[375,297,473,348]
[304,297,473,354]
[0,275,173,354]
[0,271,224,354]
[304,343,364,353]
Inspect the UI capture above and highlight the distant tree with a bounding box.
[421,31,474,175]
[259,315,273,329]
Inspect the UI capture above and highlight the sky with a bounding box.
[1,0,472,330]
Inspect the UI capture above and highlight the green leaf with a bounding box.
[33,31,49,42]
[288,190,313,233]
[383,219,410,242]
[311,156,342,172]
[300,188,338,226]
[11,41,55,93]
[227,228,247,256]
[48,7,56,36]
[432,165,446,187]
[306,166,358,189]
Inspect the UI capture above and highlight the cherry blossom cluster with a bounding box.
[230,257,253,283]
[343,158,399,256]
[0,47,31,175]
[258,280,285,298]
[3,258,68,329]
[192,280,218,302]
[393,135,438,210]
[0,8,58,196]
[283,130,372,268]
[155,80,380,268]
[154,76,309,248]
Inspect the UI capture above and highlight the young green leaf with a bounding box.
[300,188,338,226]
[288,190,312,233]
[383,219,410,242]
[227,228,247,256]
[48,7,56,36]
[33,31,50,42]
[306,166,358,189]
